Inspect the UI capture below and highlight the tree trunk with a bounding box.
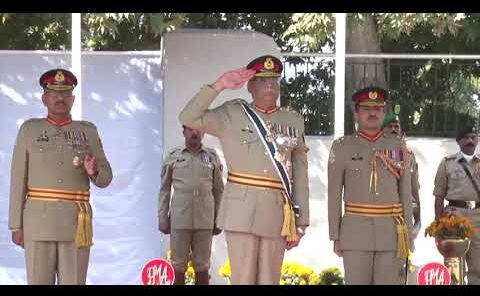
[344,14,386,134]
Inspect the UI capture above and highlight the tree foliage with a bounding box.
[1,13,480,136]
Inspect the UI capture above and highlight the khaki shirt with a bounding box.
[433,152,480,202]
[9,118,113,241]
[328,133,413,251]
[158,146,224,230]
[178,85,309,238]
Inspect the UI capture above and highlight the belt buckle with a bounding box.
[467,201,476,209]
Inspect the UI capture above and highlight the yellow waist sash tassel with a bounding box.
[280,194,298,242]
[394,216,410,259]
[75,202,93,248]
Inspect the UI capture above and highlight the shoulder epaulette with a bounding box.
[23,118,42,125]
[334,136,345,145]
[229,98,249,105]
[164,148,182,163]
[205,147,218,156]
[168,147,182,156]
[279,106,303,118]
[445,154,457,161]
[79,121,96,128]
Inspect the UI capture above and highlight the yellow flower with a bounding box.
[299,279,307,285]
[279,279,286,285]
[218,258,231,279]
[309,274,320,285]
[304,267,314,276]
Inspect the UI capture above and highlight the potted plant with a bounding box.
[425,213,475,285]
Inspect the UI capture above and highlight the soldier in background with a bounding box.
[179,55,310,284]
[382,113,421,244]
[433,125,480,284]
[9,68,113,284]
[328,87,413,284]
[158,125,224,285]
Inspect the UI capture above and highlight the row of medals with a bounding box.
[265,121,299,175]
[36,129,88,168]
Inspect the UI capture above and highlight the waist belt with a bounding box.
[27,187,90,202]
[27,187,92,248]
[448,200,480,209]
[345,202,403,217]
[227,171,297,242]
[344,202,410,259]
[227,172,284,191]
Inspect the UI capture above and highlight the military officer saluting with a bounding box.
[433,125,480,284]
[9,68,113,284]
[179,55,310,284]
[158,125,224,285]
[328,87,413,284]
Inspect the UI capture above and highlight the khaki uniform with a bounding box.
[410,152,420,208]
[433,152,480,284]
[407,149,421,251]
[158,146,224,272]
[9,118,112,284]
[179,85,309,284]
[328,132,413,284]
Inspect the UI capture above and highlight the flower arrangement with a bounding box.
[425,214,475,239]
[218,258,344,285]
[280,261,320,285]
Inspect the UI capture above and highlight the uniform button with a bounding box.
[263,169,268,173]
[242,140,247,144]
[57,161,63,166]
[264,152,268,156]
[375,192,379,196]
[39,147,44,152]
[57,178,63,183]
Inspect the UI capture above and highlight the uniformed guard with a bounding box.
[9,68,113,284]
[158,125,224,285]
[178,55,310,284]
[328,86,413,284]
[433,125,480,284]
[382,112,422,245]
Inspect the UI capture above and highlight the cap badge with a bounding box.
[55,71,65,83]
[264,57,274,70]
[368,91,378,100]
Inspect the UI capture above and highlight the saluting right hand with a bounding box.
[211,68,256,92]
[12,230,24,248]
